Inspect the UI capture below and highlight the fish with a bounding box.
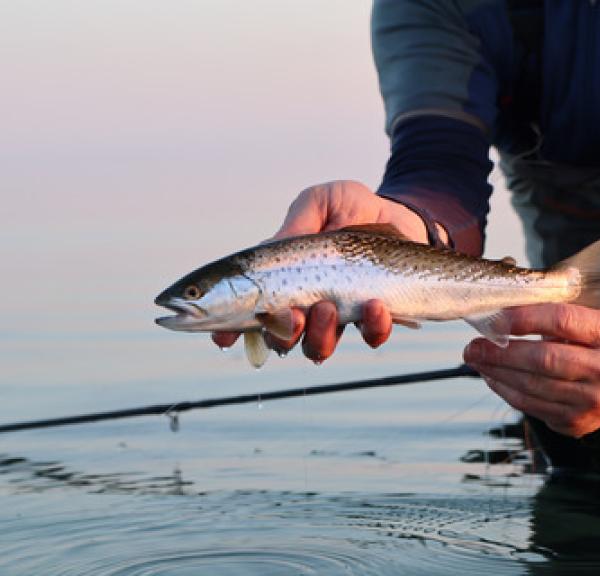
[155,224,600,367]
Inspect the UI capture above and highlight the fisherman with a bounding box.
[214,0,600,472]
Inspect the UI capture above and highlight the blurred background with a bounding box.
[0,0,526,488]
[1,0,524,332]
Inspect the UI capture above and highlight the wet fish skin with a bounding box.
[155,224,599,366]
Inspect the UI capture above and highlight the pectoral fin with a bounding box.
[244,331,270,368]
[464,310,511,348]
[255,309,295,340]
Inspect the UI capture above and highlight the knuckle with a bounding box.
[549,420,579,438]
[537,345,559,375]
[553,304,575,335]
[508,390,527,412]
[579,382,600,411]
[565,422,584,438]
[475,342,495,364]
[524,372,544,396]
[591,357,600,380]
[591,323,600,348]
[559,407,584,437]
[546,408,579,437]
[296,186,318,207]
[563,410,577,428]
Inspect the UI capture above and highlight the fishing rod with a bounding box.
[0,364,479,434]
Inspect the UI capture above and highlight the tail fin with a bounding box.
[553,239,600,309]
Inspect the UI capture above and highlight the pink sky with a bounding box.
[1,0,524,335]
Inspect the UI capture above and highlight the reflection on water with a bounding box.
[2,459,600,575]
[3,438,600,575]
[0,454,192,496]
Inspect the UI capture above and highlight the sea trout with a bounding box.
[155,224,600,367]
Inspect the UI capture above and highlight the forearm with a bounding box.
[377,116,493,256]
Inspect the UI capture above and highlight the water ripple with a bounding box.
[2,454,600,575]
[0,490,549,576]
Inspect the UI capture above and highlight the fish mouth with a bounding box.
[154,297,207,331]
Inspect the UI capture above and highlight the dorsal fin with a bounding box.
[339,223,411,241]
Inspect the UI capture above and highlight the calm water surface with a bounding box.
[3,323,600,575]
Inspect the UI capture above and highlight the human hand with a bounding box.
[463,303,600,438]
[213,180,443,362]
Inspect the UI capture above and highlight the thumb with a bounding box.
[272,187,327,240]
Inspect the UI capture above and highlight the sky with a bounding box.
[1,0,526,335]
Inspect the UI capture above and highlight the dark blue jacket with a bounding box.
[372,0,600,255]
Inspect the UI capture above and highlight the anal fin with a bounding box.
[391,315,422,329]
[244,331,270,368]
[464,310,511,348]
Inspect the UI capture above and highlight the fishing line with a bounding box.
[0,365,479,434]
[301,385,310,493]
[480,398,513,486]
[497,405,525,478]
[434,392,494,427]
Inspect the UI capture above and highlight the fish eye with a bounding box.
[183,285,202,300]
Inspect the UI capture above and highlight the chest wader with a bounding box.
[500,154,600,474]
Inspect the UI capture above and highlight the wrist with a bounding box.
[385,198,450,247]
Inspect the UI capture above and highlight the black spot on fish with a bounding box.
[282,279,288,286]
[315,275,321,282]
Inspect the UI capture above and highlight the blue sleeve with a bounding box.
[378,117,493,256]
[371,0,499,135]
[371,0,503,255]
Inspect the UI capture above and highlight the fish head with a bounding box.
[155,258,260,332]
